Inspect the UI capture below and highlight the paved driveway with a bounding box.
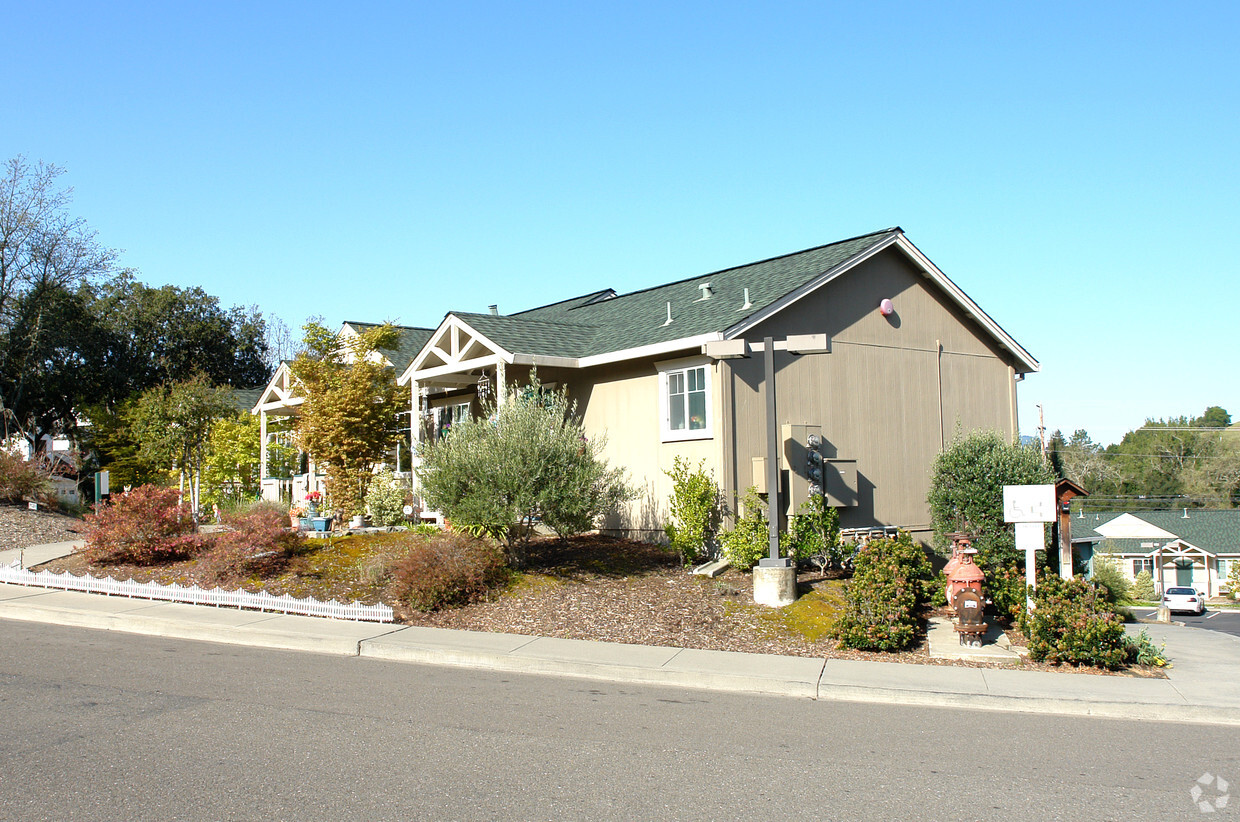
[1134,608,1240,638]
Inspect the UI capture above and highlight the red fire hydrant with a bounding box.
[947,547,987,646]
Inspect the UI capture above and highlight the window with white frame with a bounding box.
[1133,558,1154,577]
[434,401,472,440]
[658,360,711,441]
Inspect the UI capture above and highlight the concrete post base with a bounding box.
[753,565,797,607]
[1157,605,1171,622]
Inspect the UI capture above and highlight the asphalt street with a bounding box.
[1134,608,1240,638]
[2,621,1236,821]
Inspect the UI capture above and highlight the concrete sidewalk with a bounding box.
[3,545,1238,726]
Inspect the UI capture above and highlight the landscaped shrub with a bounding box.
[1132,570,1157,602]
[416,375,631,567]
[1090,551,1133,606]
[1126,628,1169,668]
[196,503,305,585]
[364,468,408,527]
[719,487,770,571]
[0,449,55,505]
[782,493,842,566]
[989,564,1030,623]
[83,484,200,564]
[387,531,508,611]
[926,430,1055,575]
[1022,575,1129,669]
[664,456,722,566]
[832,532,930,652]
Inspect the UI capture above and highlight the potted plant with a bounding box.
[305,491,323,517]
[288,502,307,529]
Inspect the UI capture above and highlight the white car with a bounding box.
[1163,586,1206,615]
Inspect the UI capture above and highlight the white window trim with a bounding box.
[656,357,713,443]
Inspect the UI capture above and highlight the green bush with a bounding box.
[1090,552,1132,606]
[927,430,1055,575]
[387,531,508,611]
[416,375,631,567]
[1126,628,1170,667]
[1022,575,1129,669]
[1132,569,1157,602]
[364,468,408,527]
[83,484,201,565]
[664,456,721,566]
[719,487,770,571]
[988,564,1029,623]
[782,493,841,565]
[832,532,931,652]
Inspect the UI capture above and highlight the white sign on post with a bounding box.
[1003,484,1056,523]
[1005,484,1055,613]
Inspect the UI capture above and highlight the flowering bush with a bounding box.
[288,503,307,518]
[832,531,933,652]
[83,485,200,564]
[196,503,305,585]
[1022,575,1128,669]
[387,531,507,611]
[305,491,323,506]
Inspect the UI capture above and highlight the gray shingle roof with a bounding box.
[1073,510,1240,554]
[344,322,435,369]
[452,229,900,358]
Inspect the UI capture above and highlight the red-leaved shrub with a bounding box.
[196,504,305,586]
[388,531,507,611]
[83,485,200,564]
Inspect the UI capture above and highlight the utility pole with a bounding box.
[1036,403,1047,462]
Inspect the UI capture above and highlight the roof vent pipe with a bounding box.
[697,282,713,302]
[1183,507,1189,518]
[662,301,673,327]
[488,304,498,315]
[739,287,753,311]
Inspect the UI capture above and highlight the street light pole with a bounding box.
[760,336,788,568]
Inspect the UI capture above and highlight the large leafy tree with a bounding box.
[927,429,1055,573]
[128,375,235,518]
[90,274,271,399]
[0,156,118,446]
[0,282,109,447]
[291,321,403,519]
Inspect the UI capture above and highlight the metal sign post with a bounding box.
[94,470,109,512]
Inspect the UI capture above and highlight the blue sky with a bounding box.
[5,1,1237,446]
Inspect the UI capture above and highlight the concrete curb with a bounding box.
[5,572,1240,725]
[813,684,1240,726]
[359,629,825,698]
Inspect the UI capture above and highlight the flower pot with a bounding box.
[299,517,312,530]
[312,516,332,532]
[350,515,365,529]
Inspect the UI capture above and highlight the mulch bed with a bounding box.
[26,519,1162,676]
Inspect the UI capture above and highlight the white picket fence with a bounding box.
[0,562,393,623]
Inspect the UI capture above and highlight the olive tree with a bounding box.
[416,377,631,567]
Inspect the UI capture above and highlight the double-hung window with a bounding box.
[1133,558,1154,577]
[658,359,711,441]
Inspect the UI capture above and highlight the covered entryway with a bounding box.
[1151,539,1217,597]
